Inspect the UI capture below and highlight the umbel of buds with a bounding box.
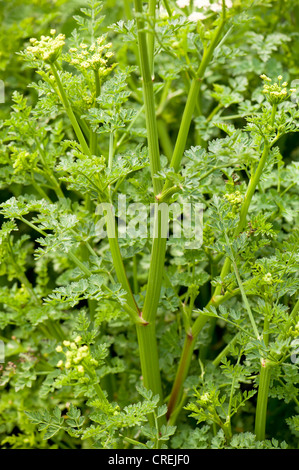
[223,190,243,218]
[55,336,98,373]
[224,190,243,206]
[260,74,296,105]
[67,35,116,75]
[27,30,65,63]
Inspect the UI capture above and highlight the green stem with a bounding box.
[142,206,167,324]
[288,296,299,324]
[147,0,157,78]
[133,254,139,295]
[263,303,270,346]
[104,203,139,314]
[101,201,163,417]
[136,323,164,413]
[156,185,182,203]
[90,70,101,155]
[20,217,47,237]
[157,118,173,163]
[207,103,223,122]
[133,1,166,415]
[50,63,91,157]
[162,0,172,16]
[102,206,164,416]
[30,173,52,202]
[68,251,92,277]
[108,131,114,170]
[84,363,109,404]
[230,257,260,341]
[134,0,162,196]
[137,207,167,415]
[168,289,239,421]
[166,331,195,421]
[255,359,272,441]
[163,9,227,192]
[226,348,243,440]
[158,12,229,422]
[166,78,201,176]
[212,333,240,367]
[136,11,227,413]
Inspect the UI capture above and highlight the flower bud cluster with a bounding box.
[56,336,98,373]
[14,284,30,303]
[198,391,211,405]
[223,190,243,218]
[290,321,299,338]
[27,30,65,63]
[260,74,296,105]
[203,225,215,246]
[12,150,37,174]
[66,36,116,76]
[224,190,243,206]
[195,390,217,413]
[262,272,273,285]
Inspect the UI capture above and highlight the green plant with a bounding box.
[0,0,298,449]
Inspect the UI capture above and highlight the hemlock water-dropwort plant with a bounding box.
[0,0,298,449]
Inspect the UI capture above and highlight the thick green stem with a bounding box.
[134,1,227,419]
[134,0,162,196]
[147,0,156,78]
[255,359,272,441]
[142,207,167,324]
[103,204,163,418]
[136,323,164,410]
[133,254,139,295]
[132,0,167,413]
[137,207,167,416]
[104,206,163,409]
[163,11,226,192]
[166,78,201,176]
[166,331,195,421]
